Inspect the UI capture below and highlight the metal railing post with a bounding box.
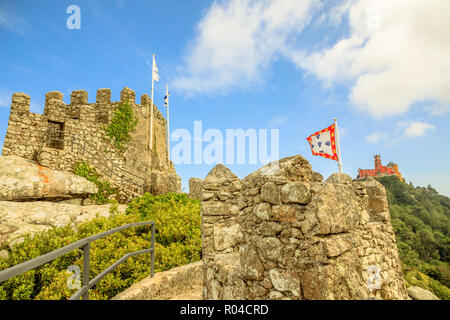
[82,243,90,300]
[151,222,155,278]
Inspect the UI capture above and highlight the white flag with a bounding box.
[152,55,159,82]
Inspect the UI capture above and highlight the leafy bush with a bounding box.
[0,193,201,300]
[126,193,201,248]
[104,100,138,152]
[73,161,118,204]
[403,264,450,300]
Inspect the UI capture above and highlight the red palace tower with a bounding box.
[357,155,404,181]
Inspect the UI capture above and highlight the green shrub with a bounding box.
[0,193,201,300]
[126,193,201,247]
[403,265,450,300]
[104,100,138,152]
[73,161,118,204]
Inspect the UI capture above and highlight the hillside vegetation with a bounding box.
[376,176,450,299]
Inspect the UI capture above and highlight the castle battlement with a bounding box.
[10,87,166,126]
[3,86,179,202]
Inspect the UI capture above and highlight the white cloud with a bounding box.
[365,131,388,144]
[0,5,31,34]
[296,0,450,118]
[316,0,355,27]
[0,89,12,108]
[172,0,317,96]
[174,0,450,120]
[338,126,347,137]
[0,95,9,108]
[269,114,288,128]
[366,121,435,144]
[403,121,435,138]
[425,102,450,116]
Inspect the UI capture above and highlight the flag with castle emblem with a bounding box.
[306,123,338,160]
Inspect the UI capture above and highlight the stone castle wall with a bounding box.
[2,87,180,200]
[189,177,203,200]
[201,155,409,300]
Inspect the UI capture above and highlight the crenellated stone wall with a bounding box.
[189,177,203,200]
[201,155,409,300]
[2,87,180,201]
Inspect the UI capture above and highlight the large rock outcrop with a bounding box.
[0,201,127,248]
[407,286,439,300]
[0,155,125,251]
[202,155,409,300]
[112,261,203,300]
[0,155,97,201]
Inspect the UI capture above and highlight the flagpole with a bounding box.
[150,54,155,151]
[334,118,343,173]
[166,85,170,163]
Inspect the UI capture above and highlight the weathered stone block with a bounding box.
[213,224,240,251]
[256,237,282,262]
[44,91,63,111]
[11,93,31,114]
[256,222,283,237]
[253,202,271,220]
[261,182,280,204]
[96,88,111,104]
[189,177,203,200]
[269,269,301,297]
[202,201,239,216]
[280,182,312,204]
[240,244,265,280]
[70,90,88,105]
[120,87,136,104]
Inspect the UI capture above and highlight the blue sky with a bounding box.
[0,0,449,196]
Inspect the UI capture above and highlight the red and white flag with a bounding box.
[306,123,338,161]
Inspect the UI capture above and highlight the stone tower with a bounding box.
[2,87,181,201]
[374,154,382,173]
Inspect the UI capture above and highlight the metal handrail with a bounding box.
[44,128,147,194]
[0,221,155,300]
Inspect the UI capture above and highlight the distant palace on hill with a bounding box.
[357,154,404,181]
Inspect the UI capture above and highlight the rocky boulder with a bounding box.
[0,201,127,248]
[407,286,439,300]
[0,155,97,201]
